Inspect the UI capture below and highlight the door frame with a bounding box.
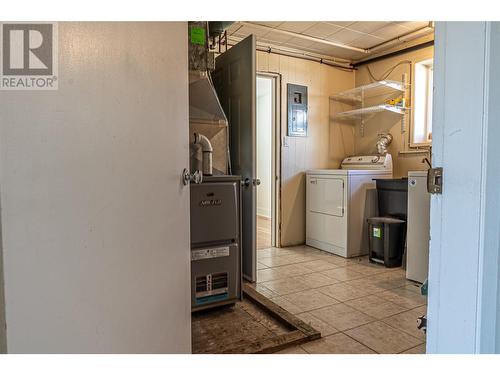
[257,71,282,248]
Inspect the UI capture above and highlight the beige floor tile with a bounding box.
[323,255,354,266]
[402,283,425,294]
[276,345,308,354]
[296,312,338,336]
[344,278,387,294]
[401,343,426,354]
[258,255,303,267]
[269,296,303,314]
[301,332,376,354]
[257,262,268,270]
[281,289,339,312]
[258,248,297,258]
[318,282,372,302]
[273,263,315,277]
[377,287,427,309]
[292,272,340,289]
[309,303,375,331]
[367,271,414,290]
[344,295,410,319]
[256,248,281,259]
[346,263,389,276]
[253,283,280,299]
[382,306,427,340]
[301,259,339,272]
[345,321,423,354]
[262,277,310,295]
[321,267,365,282]
[287,254,319,263]
[257,268,288,282]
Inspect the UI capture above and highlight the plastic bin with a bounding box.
[367,216,406,267]
[374,178,408,220]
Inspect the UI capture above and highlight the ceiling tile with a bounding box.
[250,21,284,28]
[324,21,356,28]
[302,22,343,39]
[282,36,314,49]
[305,43,364,60]
[258,30,293,45]
[346,21,389,34]
[350,34,385,48]
[372,23,412,39]
[396,21,430,30]
[327,27,365,44]
[278,21,317,33]
[232,24,269,38]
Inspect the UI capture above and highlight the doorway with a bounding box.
[256,73,280,249]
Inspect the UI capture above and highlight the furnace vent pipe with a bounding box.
[376,133,393,155]
[193,132,213,176]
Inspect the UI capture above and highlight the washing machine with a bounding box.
[306,154,393,258]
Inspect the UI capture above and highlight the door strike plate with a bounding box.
[427,167,443,194]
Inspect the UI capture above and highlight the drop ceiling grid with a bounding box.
[226,21,431,61]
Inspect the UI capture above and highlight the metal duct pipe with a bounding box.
[193,132,213,176]
[376,133,393,155]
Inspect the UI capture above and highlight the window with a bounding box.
[411,58,433,145]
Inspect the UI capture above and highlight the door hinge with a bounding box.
[427,167,443,194]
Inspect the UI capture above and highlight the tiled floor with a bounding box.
[257,215,272,249]
[252,245,427,354]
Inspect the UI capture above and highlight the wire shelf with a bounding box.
[333,104,408,120]
[330,80,407,103]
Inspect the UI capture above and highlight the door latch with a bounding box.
[242,178,261,187]
[427,167,443,194]
[182,169,203,185]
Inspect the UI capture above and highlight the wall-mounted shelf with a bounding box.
[334,104,408,120]
[330,80,407,104]
[330,77,409,137]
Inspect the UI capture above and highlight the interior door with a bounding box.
[0,22,191,353]
[427,22,500,354]
[212,35,257,281]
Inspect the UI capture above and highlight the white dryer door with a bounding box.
[307,176,344,217]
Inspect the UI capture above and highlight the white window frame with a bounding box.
[410,57,434,147]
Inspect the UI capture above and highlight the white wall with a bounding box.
[0,22,191,353]
[256,76,273,218]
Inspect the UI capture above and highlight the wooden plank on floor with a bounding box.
[243,284,321,340]
[224,330,309,354]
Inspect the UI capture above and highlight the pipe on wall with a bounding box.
[193,132,213,176]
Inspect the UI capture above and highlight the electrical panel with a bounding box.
[287,83,308,137]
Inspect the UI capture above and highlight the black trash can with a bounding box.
[368,178,409,267]
[367,217,406,267]
[374,178,408,220]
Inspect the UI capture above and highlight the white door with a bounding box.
[427,22,500,353]
[0,22,191,353]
